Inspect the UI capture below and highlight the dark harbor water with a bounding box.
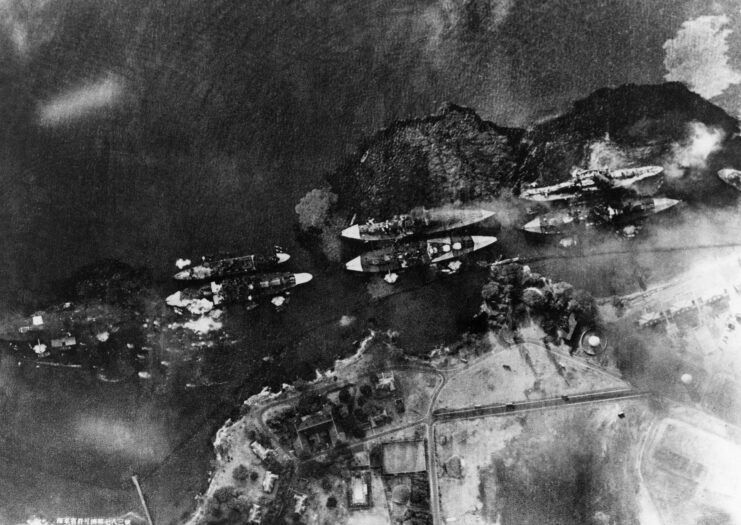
[0,1,720,523]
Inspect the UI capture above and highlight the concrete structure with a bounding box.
[250,441,273,462]
[348,471,372,509]
[296,412,338,452]
[369,409,391,429]
[377,371,396,392]
[51,336,77,349]
[293,493,308,515]
[262,471,279,493]
[248,504,263,524]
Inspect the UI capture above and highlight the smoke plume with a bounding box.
[37,74,124,126]
[663,121,726,178]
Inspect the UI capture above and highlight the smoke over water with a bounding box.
[38,75,124,126]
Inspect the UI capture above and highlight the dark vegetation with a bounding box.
[67,259,153,306]
[480,262,598,339]
[325,103,524,220]
[199,485,251,525]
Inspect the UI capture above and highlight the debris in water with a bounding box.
[183,316,223,334]
[384,272,399,284]
[176,258,191,269]
[271,296,286,307]
[186,298,215,315]
[559,237,578,248]
[339,315,356,327]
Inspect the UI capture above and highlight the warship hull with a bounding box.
[167,272,312,309]
[521,165,664,202]
[522,197,679,235]
[174,252,290,280]
[345,235,497,273]
[341,208,495,242]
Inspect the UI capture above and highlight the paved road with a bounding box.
[433,388,649,421]
[254,362,648,525]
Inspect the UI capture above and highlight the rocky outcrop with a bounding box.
[310,82,741,221]
[326,103,524,220]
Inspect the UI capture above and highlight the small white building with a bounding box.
[377,371,396,392]
[250,440,272,462]
[51,336,77,349]
[262,470,279,493]
[293,493,308,514]
[248,504,263,524]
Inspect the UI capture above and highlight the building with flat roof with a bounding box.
[293,493,308,515]
[296,412,338,452]
[248,504,262,524]
[348,471,372,509]
[250,441,273,462]
[377,371,396,392]
[262,471,279,493]
[51,336,76,349]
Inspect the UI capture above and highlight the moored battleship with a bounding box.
[174,251,290,280]
[341,208,495,241]
[166,271,313,309]
[520,165,664,202]
[521,197,679,236]
[345,235,497,273]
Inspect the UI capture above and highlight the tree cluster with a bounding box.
[295,188,338,231]
[481,262,599,338]
[199,486,251,525]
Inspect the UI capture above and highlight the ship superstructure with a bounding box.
[520,165,664,202]
[174,251,290,280]
[341,208,494,242]
[345,235,497,273]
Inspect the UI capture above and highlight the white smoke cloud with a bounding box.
[0,0,60,57]
[38,74,124,126]
[663,15,741,99]
[585,139,630,170]
[663,121,726,178]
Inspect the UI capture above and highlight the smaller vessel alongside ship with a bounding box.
[174,250,290,280]
[167,272,313,310]
[341,208,495,242]
[345,235,497,273]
